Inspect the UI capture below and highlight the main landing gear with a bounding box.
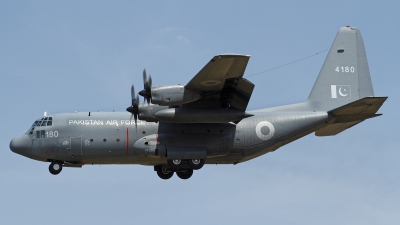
[155,159,205,180]
[49,161,63,175]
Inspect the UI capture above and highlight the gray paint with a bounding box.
[9,27,387,179]
[308,27,373,111]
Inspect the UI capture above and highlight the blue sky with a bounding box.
[1,1,399,224]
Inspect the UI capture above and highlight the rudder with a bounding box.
[308,27,374,111]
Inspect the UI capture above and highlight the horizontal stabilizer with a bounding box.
[315,97,387,136]
[328,97,387,116]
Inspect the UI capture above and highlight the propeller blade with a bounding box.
[135,94,140,107]
[131,85,135,103]
[143,69,147,90]
[147,75,152,91]
[134,113,138,131]
[127,84,140,115]
[139,68,152,104]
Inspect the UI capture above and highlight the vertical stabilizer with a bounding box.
[308,27,374,111]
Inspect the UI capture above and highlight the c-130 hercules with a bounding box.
[10,27,387,180]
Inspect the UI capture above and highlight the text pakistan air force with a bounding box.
[68,120,146,126]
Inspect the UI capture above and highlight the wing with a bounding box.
[186,54,250,91]
[184,54,254,111]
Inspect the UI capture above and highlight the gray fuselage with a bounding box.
[14,103,329,166]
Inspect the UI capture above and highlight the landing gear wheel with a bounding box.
[156,167,174,180]
[176,168,193,180]
[187,159,204,170]
[168,159,185,170]
[49,161,63,175]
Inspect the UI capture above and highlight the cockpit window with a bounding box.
[32,117,53,127]
[28,117,54,135]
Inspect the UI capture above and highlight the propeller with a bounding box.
[139,69,152,104]
[126,85,140,129]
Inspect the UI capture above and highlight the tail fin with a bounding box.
[308,27,374,111]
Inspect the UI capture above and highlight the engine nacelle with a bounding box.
[151,85,201,106]
[138,104,168,122]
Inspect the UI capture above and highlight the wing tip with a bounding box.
[215,54,251,58]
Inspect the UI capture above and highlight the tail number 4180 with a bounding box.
[335,66,355,73]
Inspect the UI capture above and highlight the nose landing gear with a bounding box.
[49,161,63,175]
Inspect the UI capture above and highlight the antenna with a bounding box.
[44,111,47,116]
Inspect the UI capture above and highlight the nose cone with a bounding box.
[10,134,32,156]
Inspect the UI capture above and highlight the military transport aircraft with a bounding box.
[10,27,387,180]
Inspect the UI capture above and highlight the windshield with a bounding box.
[27,117,53,135]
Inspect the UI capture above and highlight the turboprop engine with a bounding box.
[151,85,201,106]
[138,69,201,106]
[127,69,253,123]
[137,103,167,122]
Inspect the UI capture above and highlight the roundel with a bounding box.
[255,121,275,141]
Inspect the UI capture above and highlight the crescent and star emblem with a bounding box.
[338,87,348,97]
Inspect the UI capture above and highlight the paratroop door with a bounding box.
[70,137,82,156]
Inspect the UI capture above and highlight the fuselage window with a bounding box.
[36,131,40,138]
[40,130,45,138]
